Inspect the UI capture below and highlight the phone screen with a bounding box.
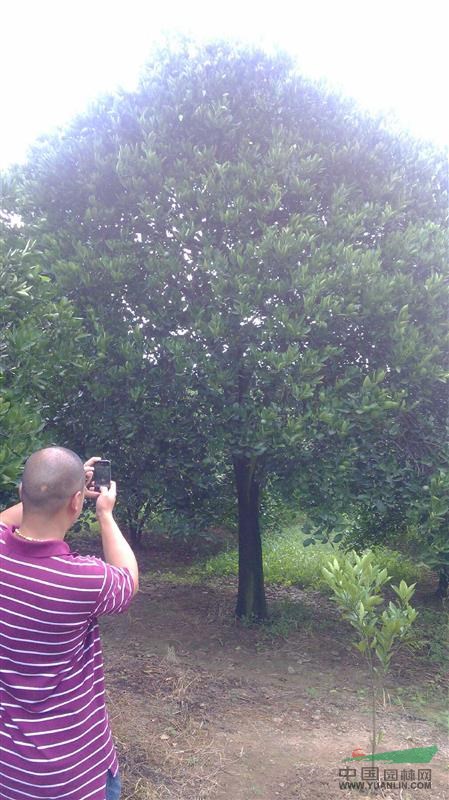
[93,461,111,489]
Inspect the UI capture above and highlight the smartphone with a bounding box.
[93,460,111,491]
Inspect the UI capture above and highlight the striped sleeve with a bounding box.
[91,562,135,617]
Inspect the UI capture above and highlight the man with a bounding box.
[0,446,139,800]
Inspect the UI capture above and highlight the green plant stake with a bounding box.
[322,550,418,773]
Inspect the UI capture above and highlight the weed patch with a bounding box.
[200,527,428,592]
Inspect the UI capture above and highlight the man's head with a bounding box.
[20,447,85,520]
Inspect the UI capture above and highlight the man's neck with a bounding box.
[19,515,68,541]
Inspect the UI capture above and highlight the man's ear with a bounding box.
[69,490,84,515]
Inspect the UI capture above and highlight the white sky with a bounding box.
[1,0,448,170]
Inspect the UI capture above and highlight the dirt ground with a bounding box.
[89,539,448,800]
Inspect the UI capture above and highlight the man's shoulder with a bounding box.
[52,551,108,580]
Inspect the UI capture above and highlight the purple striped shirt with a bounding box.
[0,523,135,800]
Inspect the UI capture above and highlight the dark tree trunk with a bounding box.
[233,456,268,620]
[128,527,142,548]
[127,510,143,549]
[436,568,448,599]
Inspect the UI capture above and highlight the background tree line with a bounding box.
[1,42,448,617]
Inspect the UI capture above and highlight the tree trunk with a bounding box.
[436,568,448,599]
[127,509,143,549]
[128,527,142,548]
[233,456,268,620]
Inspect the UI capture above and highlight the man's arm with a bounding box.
[96,482,139,595]
[0,502,23,528]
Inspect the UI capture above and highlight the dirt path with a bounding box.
[99,573,448,800]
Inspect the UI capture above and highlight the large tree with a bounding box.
[10,43,448,615]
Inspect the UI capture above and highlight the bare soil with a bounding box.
[76,536,448,800]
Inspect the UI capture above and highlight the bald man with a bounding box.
[0,446,139,800]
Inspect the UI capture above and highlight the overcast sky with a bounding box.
[1,0,447,169]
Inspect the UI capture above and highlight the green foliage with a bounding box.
[202,548,238,579]
[366,544,431,587]
[263,531,339,589]
[0,233,42,492]
[322,550,418,673]
[399,606,448,730]
[202,526,424,589]
[404,607,449,672]
[6,40,448,611]
[411,469,449,593]
[261,602,311,639]
[259,479,301,534]
[0,212,84,499]
[322,549,418,758]
[245,599,314,640]
[143,505,224,544]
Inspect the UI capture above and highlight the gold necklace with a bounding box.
[14,529,45,542]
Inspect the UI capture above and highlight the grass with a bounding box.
[390,682,449,732]
[200,524,429,591]
[197,526,441,653]
[251,598,315,640]
[400,605,449,725]
[405,607,449,667]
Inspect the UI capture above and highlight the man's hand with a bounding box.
[94,480,138,593]
[96,481,117,519]
[83,456,101,500]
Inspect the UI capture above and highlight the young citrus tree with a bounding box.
[322,551,418,763]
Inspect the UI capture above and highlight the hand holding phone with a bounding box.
[96,480,117,518]
[93,460,111,491]
[84,456,101,500]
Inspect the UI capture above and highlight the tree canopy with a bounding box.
[7,42,449,614]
